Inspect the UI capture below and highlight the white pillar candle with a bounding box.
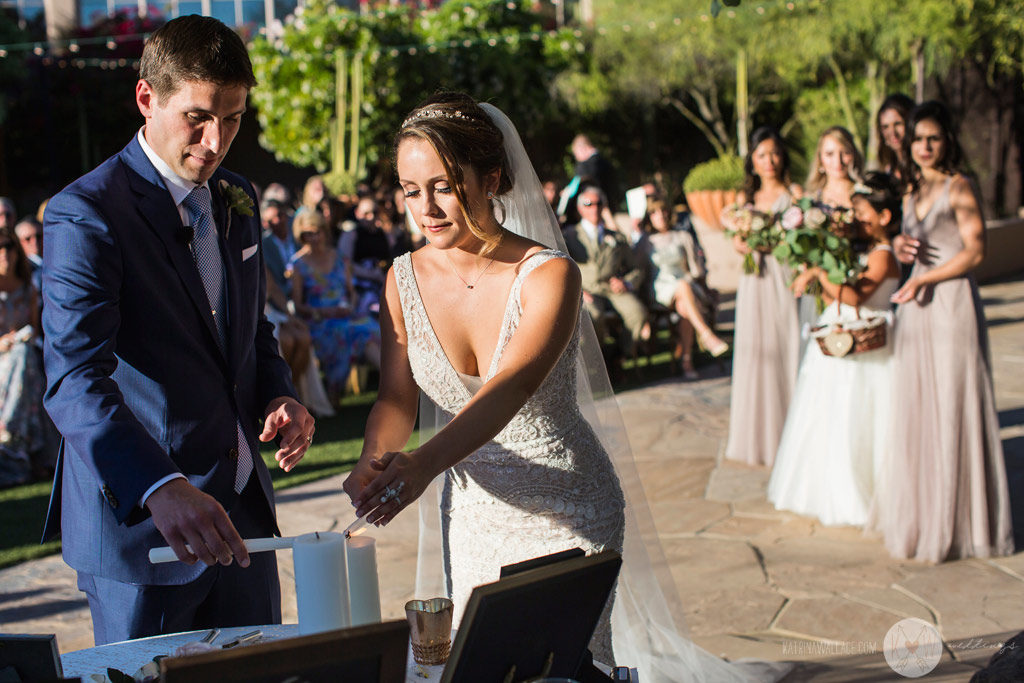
[345,535,382,626]
[293,532,350,635]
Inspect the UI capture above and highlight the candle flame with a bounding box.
[345,526,369,539]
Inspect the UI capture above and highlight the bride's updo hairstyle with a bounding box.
[395,91,514,255]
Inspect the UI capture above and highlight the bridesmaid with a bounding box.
[875,93,915,177]
[805,126,863,210]
[723,127,800,467]
[798,127,864,354]
[884,100,1013,562]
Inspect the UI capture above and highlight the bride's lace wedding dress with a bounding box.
[393,248,625,661]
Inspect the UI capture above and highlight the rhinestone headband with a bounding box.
[402,108,473,128]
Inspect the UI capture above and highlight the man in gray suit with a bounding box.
[563,185,648,358]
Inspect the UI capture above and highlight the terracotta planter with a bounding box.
[685,189,738,231]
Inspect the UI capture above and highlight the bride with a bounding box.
[344,92,784,682]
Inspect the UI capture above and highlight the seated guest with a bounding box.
[289,209,380,402]
[0,229,46,487]
[339,197,391,316]
[563,185,648,359]
[262,199,310,375]
[14,217,42,300]
[0,198,15,231]
[638,200,726,379]
[378,200,414,260]
[318,195,347,245]
[301,174,327,212]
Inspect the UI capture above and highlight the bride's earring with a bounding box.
[489,192,506,224]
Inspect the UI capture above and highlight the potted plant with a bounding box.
[682,154,744,230]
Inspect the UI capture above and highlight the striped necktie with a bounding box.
[182,185,253,493]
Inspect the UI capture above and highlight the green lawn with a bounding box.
[0,392,389,570]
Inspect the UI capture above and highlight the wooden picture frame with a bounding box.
[159,620,408,683]
[0,633,64,681]
[442,549,622,683]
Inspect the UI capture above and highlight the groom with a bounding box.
[41,15,314,644]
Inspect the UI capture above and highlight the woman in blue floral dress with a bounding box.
[288,210,381,401]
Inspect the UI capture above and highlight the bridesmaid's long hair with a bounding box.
[901,100,967,193]
[875,93,915,174]
[394,92,513,256]
[805,126,864,194]
[741,126,791,201]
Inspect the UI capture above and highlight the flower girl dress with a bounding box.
[767,246,899,526]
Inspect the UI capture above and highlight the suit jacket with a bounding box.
[41,137,296,585]
[562,223,644,297]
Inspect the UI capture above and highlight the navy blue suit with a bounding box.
[41,137,296,638]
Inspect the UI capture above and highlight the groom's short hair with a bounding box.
[140,15,257,100]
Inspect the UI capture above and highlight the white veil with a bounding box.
[413,103,789,682]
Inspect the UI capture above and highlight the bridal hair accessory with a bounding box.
[444,251,496,289]
[852,182,872,196]
[402,108,473,128]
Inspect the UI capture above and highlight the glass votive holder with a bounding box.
[405,597,454,666]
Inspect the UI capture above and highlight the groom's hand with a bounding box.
[145,478,249,567]
[261,396,315,472]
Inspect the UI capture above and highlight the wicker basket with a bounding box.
[810,285,888,358]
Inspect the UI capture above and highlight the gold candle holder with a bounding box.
[405,597,454,665]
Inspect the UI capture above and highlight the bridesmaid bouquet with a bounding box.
[772,198,862,285]
[772,198,863,311]
[722,203,784,274]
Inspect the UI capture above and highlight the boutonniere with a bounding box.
[220,180,254,217]
[219,179,254,239]
[602,234,617,247]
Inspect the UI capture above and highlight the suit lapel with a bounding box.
[121,139,228,370]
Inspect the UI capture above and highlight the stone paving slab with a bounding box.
[2,272,1024,681]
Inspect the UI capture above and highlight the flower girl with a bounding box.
[767,173,901,527]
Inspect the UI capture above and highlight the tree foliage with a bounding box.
[250,0,578,181]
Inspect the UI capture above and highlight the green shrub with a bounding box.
[682,154,745,193]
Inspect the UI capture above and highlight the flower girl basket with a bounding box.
[810,284,888,357]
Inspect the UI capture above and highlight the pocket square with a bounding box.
[241,244,259,261]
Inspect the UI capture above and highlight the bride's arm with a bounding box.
[342,267,419,501]
[352,257,583,525]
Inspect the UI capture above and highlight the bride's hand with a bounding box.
[351,450,431,527]
[342,459,379,505]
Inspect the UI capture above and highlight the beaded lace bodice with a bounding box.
[393,248,624,652]
[393,249,585,449]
